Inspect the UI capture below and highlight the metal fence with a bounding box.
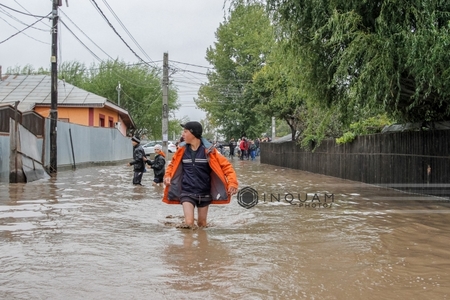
[0,135,10,182]
[45,119,131,170]
[261,130,450,198]
[0,118,132,183]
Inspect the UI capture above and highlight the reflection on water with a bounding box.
[162,229,234,297]
[1,159,450,299]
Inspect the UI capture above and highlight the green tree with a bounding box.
[196,3,275,139]
[267,0,450,123]
[5,64,49,75]
[6,60,181,138]
[63,59,179,139]
[251,42,307,141]
[59,61,87,87]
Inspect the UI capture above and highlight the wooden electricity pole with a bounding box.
[162,52,169,153]
[49,0,61,173]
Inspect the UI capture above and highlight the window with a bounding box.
[99,114,105,127]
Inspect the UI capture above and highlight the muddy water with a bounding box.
[1,158,450,299]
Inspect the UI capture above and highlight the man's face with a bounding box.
[131,140,137,146]
[182,128,196,144]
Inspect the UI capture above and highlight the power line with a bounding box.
[175,69,208,76]
[169,61,211,98]
[171,74,206,85]
[59,11,114,60]
[0,13,49,44]
[59,19,103,62]
[170,60,212,69]
[0,3,50,18]
[0,7,49,32]
[12,0,51,29]
[57,3,164,89]
[0,13,50,44]
[89,0,160,71]
[99,0,158,69]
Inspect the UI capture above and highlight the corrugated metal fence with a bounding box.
[0,118,132,183]
[261,130,450,198]
[0,135,9,182]
[47,119,131,170]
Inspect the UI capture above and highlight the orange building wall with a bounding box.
[92,107,118,127]
[34,106,119,128]
[34,107,51,119]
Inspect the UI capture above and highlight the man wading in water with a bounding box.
[162,121,238,228]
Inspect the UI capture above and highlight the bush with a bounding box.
[335,114,393,144]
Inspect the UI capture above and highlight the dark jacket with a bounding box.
[163,138,238,205]
[129,144,146,172]
[147,152,166,178]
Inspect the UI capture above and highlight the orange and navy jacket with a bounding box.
[162,139,238,205]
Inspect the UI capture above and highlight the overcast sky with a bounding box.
[0,0,228,121]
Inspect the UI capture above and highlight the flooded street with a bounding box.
[1,157,450,299]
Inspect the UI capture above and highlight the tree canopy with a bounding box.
[266,0,450,123]
[59,60,180,139]
[250,41,308,140]
[196,3,275,139]
[6,60,181,139]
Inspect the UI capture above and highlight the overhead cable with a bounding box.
[0,13,50,44]
[59,19,103,62]
[59,10,115,61]
[89,0,159,71]
[58,20,162,89]
[0,13,49,44]
[100,0,158,69]
[0,3,50,18]
[12,0,50,29]
[170,60,212,69]
[0,7,49,31]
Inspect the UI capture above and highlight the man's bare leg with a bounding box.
[182,202,195,226]
[197,206,209,227]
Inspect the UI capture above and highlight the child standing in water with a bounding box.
[146,144,166,186]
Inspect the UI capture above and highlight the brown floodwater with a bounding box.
[1,157,450,299]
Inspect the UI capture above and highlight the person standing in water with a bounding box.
[146,144,166,186]
[128,135,146,185]
[162,121,238,228]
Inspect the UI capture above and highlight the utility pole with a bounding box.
[49,0,60,173]
[116,81,121,106]
[162,52,169,154]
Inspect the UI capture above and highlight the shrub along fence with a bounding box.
[260,130,450,198]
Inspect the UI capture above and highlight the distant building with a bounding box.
[0,74,135,136]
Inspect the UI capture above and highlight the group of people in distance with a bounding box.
[128,121,239,229]
[227,137,261,161]
[128,136,166,186]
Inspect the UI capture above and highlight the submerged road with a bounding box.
[1,157,449,299]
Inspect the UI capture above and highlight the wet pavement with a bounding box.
[1,156,450,299]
